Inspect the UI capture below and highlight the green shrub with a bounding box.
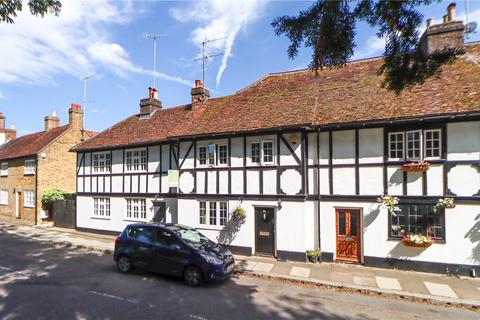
[41,188,76,205]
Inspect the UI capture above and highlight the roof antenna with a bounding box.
[81,74,94,131]
[194,37,226,88]
[145,34,166,89]
[464,0,477,39]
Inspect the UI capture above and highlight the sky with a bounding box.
[0,0,479,136]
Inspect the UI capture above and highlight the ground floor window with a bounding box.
[126,198,147,221]
[0,189,8,205]
[389,204,445,240]
[24,190,35,208]
[93,197,110,218]
[198,201,228,227]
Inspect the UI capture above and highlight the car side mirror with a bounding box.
[171,244,181,252]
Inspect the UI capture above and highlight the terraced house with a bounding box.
[0,104,94,224]
[72,11,480,276]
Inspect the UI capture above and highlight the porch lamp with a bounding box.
[277,199,282,211]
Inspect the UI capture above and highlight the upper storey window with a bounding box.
[388,129,441,161]
[198,144,228,166]
[93,152,111,173]
[125,148,147,172]
[250,141,275,165]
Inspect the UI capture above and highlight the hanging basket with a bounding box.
[401,161,431,172]
[401,239,433,248]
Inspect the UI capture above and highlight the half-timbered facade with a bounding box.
[73,13,480,276]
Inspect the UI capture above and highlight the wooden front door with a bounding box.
[255,207,275,256]
[17,191,23,218]
[336,209,361,263]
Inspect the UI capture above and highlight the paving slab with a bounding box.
[424,281,458,298]
[353,275,377,287]
[290,266,311,278]
[253,262,274,273]
[330,271,353,284]
[375,276,402,290]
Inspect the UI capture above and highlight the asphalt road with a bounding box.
[0,233,478,320]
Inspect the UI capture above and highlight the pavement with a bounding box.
[1,232,478,320]
[1,218,479,310]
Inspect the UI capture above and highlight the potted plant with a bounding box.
[400,229,434,248]
[306,249,320,263]
[401,160,431,172]
[377,194,401,216]
[437,197,455,209]
[231,207,246,225]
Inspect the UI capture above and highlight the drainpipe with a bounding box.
[317,128,322,258]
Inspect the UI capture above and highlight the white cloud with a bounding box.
[0,91,4,99]
[0,0,191,87]
[354,36,385,60]
[170,0,265,87]
[91,108,105,114]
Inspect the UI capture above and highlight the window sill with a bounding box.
[0,203,8,206]
[23,173,35,176]
[123,218,148,223]
[23,206,34,209]
[387,237,446,244]
[91,216,111,221]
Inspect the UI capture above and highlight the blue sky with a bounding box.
[0,0,479,136]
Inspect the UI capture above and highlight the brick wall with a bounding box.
[0,157,36,223]
[36,127,84,224]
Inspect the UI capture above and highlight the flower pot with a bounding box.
[307,255,319,263]
[401,239,433,248]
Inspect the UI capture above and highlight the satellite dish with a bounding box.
[465,22,477,34]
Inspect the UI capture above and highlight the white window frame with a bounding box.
[423,129,442,160]
[93,152,111,173]
[249,140,275,165]
[93,197,110,218]
[198,144,229,167]
[125,148,147,172]
[198,201,228,228]
[24,190,35,208]
[1,162,8,176]
[388,132,405,161]
[250,142,261,164]
[0,189,8,205]
[199,146,207,166]
[125,198,147,221]
[24,159,35,175]
[218,144,228,165]
[406,130,422,161]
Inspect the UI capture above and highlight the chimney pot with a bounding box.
[190,80,210,109]
[44,111,60,131]
[447,3,456,22]
[0,113,5,129]
[10,124,15,130]
[140,87,162,116]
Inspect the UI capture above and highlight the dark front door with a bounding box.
[152,202,166,223]
[336,209,361,263]
[255,207,275,256]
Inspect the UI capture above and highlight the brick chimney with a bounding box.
[0,113,5,129]
[44,111,60,131]
[418,3,464,56]
[139,87,162,116]
[189,80,210,109]
[69,103,84,131]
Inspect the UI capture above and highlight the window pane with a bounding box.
[251,142,260,163]
[263,141,273,163]
[388,133,404,159]
[338,211,346,236]
[219,202,227,226]
[424,130,441,158]
[207,144,215,165]
[406,131,421,160]
[199,202,206,224]
[219,145,228,165]
[350,212,357,236]
[209,202,217,225]
[394,204,445,240]
[199,147,207,165]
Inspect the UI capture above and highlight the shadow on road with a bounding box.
[0,232,376,320]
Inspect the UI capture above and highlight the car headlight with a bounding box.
[200,253,223,265]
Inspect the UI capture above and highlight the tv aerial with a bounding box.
[194,37,226,87]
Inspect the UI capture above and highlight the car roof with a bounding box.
[126,222,191,230]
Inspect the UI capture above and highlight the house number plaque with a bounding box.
[259,231,270,237]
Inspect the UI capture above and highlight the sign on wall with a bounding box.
[168,170,179,188]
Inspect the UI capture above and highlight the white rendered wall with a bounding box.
[319,201,480,266]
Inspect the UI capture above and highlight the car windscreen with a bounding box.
[169,227,214,248]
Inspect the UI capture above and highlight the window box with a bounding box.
[401,232,434,248]
[401,161,431,172]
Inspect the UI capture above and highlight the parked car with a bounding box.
[113,223,235,286]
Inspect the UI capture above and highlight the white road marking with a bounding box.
[290,267,311,278]
[89,290,153,307]
[0,266,12,271]
[424,281,458,298]
[375,276,402,291]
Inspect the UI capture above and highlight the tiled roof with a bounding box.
[0,126,70,160]
[73,42,480,152]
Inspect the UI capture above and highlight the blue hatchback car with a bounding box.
[114,223,235,286]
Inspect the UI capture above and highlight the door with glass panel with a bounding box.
[336,209,361,263]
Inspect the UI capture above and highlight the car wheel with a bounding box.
[117,256,132,273]
[184,266,203,286]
